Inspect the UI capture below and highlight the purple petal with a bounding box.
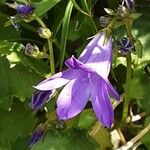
[57,72,90,120]
[79,32,112,79]
[65,56,95,73]
[29,128,44,146]
[90,74,114,128]
[31,90,53,110]
[17,5,33,14]
[79,33,102,63]
[125,0,135,11]
[34,69,79,91]
[106,80,120,100]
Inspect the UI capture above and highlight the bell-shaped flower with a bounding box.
[34,32,119,128]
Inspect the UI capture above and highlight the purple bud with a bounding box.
[38,27,52,39]
[25,43,39,58]
[31,90,53,110]
[29,128,44,146]
[119,37,134,55]
[16,5,34,15]
[124,0,135,11]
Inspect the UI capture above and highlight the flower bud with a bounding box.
[29,128,44,146]
[31,90,53,110]
[118,37,134,55]
[117,5,129,18]
[99,16,111,27]
[25,43,39,58]
[16,4,34,15]
[38,27,52,39]
[123,0,135,12]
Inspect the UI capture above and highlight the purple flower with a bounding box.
[16,5,34,15]
[119,37,134,55]
[29,128,44,146]
[31,90,53,110]
[34,32,119,128]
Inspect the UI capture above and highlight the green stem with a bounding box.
[47,38,55,74]
[35,16,55,74]
[122,53,132,123]
[121,17,133,124]
[34,15,46,28]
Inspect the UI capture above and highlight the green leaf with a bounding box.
[71,0,92,17]
[0,41,15,55]
[15,0,29,4]
[130,77,145,100]
[16,52,49,76]
[131,13,142,20]
[10,64,42,102]
[0,0,6,4]
[0,40,49,76]
[130,67,150,112]
[0,56,43,109]
[35,0,61,16]
[0,13,20,41]
[134,39,143,58]
[141,117,150,149]
[132,13,150,63]
[81,0,98,33]
[11,138,30,150]
[0,57,12,110]
[0,100,37,150]
[34,129,97,150]
[76,109,97,130]
[59,0,73,69]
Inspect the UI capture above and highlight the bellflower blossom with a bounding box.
[34,32,119,128]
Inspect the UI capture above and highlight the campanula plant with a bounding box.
[1,0,150,149]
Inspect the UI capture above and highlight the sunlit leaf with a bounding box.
[59,0,73,69]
